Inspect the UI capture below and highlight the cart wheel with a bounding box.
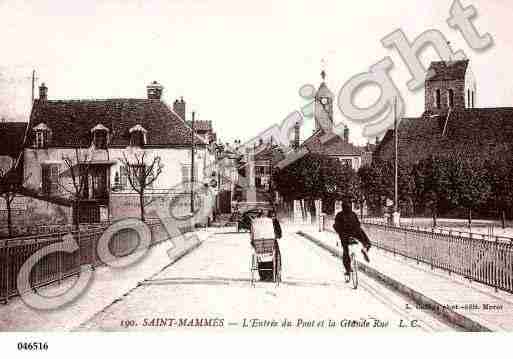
[278,257,282,284]
[272,253,278,284]
[277,256,282,285]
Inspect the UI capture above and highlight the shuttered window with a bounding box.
[120,166,128,189]
[181,164,198,189]
[42,164,59,194]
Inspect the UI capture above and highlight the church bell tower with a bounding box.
[314,70,334,133]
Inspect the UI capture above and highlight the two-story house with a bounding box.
[23,81,213,223]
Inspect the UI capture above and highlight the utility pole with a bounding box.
[393,97,400,226]
[394,97,398,212]
[190,111,196,214]
[31,70,37,103]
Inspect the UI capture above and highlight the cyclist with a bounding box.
[333,202,371,282]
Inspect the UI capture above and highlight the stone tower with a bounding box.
[314,70,334,133]
[424,60,476,114]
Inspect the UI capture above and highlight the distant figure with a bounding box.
[333,202,371,281]
[269,209,282,240]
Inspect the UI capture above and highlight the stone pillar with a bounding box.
[334,201,342,214]
[392,211,401,227]
[315,199,322,231]
[293,200,302,224]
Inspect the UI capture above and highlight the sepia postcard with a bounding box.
[1,0,513,356]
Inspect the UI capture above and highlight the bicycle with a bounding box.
[344,239,359,290]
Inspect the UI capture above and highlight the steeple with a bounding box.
[314,68,334,133]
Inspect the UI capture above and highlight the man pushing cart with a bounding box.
[249,210,282,284]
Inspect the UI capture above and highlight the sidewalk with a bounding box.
[0,229,213,331]
[299,228,513,332]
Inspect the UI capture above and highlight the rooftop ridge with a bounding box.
[40,98,160,103]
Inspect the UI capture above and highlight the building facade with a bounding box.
[22,82,214,223]
[374,60,513,166]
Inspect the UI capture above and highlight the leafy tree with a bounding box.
[358,161,393,216]
[396,163,417,218]
[273,153,357,216]
[451,157,491,227]
[412,156,453,227]
[485,157,513,228]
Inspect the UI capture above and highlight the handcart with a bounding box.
[249,217,281,285]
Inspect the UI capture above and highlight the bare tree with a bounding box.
[0,158,27,237]
[60,147,91,229]
[120,151,163,222]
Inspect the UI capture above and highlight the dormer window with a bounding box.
[33,123,51,149]
[91,124,109,149]
[129,124,147,147]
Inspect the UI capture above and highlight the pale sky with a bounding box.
[1,0,512,145]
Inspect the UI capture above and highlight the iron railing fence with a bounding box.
[0,222,112,240]
[1,219,190,304]
[323,217,513,294]
[362,217,513,243]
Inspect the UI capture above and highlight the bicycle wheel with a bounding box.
[350,252,358,289]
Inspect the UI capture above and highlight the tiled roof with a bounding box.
[302,129,362,156]
[254,144,285,164]
[27,99,206,148]
[186,120,212,132]
[374,108,513,164]
[427,60,468,82]
[0,122,27,158]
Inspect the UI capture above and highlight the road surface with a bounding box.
[77,226,457,332]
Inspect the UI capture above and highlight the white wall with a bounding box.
[24,145,212,194]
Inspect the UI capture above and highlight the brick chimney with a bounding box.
[343,125,349,142]
[173,97,186,121]
[293,122,300,150]
[39,83,48,101]
[147,81,164,100]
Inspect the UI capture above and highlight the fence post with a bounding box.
[494,238,499,293]
[469,238,473,284]
[2,245,9,304]
[430,229,434,270]
[91,231,97,270]
[448,236,451,276]
[58,233,63,285]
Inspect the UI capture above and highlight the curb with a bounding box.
[147,239,204,280]
[73,235,205,331]
[297,230,493,332]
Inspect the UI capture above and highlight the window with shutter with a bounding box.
[42,165,50,193]
[35,131,45,148]
[42,164,59,194]
[92,168,107,198]
[120,166,128,189]
[182,164,191,189]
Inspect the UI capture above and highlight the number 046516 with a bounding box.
[17,342,49,351]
